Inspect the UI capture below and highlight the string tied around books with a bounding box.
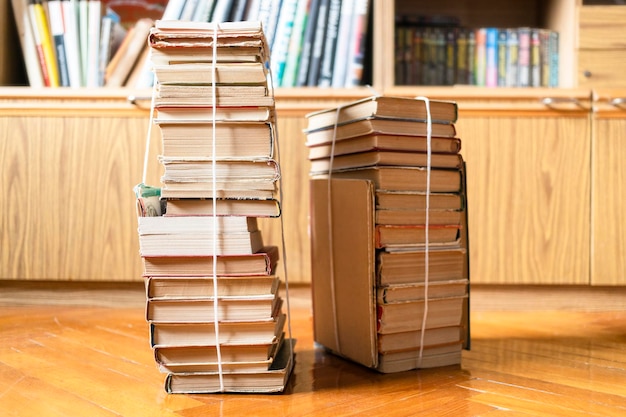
[414,95,433,368]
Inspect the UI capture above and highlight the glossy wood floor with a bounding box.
[1,284,626,416]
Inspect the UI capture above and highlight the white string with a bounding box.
[141,79,158,185]
[414,96,432,367]
[210,22,225,393]
[265,58,295,365]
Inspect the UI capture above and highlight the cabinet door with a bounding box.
[0,95,161,281]
[591,91,626,285]
[456,93,591,284]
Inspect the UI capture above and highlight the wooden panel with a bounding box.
[591,92,626,285]
[458,114,591,284]
[0,114,161,281]
[578,6,626,49]
[578,50,626,89]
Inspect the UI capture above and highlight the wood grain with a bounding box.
[1,285,626,416]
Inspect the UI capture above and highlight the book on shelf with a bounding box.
[142,245,279,277]
[146,293,282,323]
[164,339,294,394]
[317,0,341,87]
[28,0,58,86]
[150,313,287,347]
[305,96,459,131]
[154,332,284,373]
[47,0,70,86]
[164,198,281,218]
[105,18,153,87]
[269,0,297,86]
[312,166,462,193]
[304,118,458,147]
[307,134,462,160]
[306,0,330,86]
[146,276,281,299]
[11,0,44,87]
[309,150,464,174]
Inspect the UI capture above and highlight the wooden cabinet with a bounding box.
[590,89,626,285]
[0,89,161,281]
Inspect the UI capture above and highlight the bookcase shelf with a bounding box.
[1,1,625,286]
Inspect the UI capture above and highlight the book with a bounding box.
[154,336,283,373]
[312,166,463,193]
[307,134,462,159]
[295,0,320,86]
[280,0,309,87]
[330,0,355,87]
[165,198,281,218]
[377,296,467,334]
[375,208,462,226]
[160,183,276,200]
[28,0,58,86]
[146,293,281,323]
[377,279,468,304]
[376,343,462,373]
[150,313,286,347]
[153,62,268,85]
[150,46,265,66]
[158,125,274,159]
[137,216,265,257]
[377,247,467,286]
[305,117,458,147]
[375,224,461,249]
[11,0,44,87]
[146,276,280,299]
[309,151,464,173]
[305,95,458,131]
[105,18,154,87]
[377,325,463,354]
[376,190,464,211]
[159,159,281,184]
[154,106,273,122]
[142,246,279,277]
[344,0,369,87]
[269,0,297,86]
[306,0,330,85]
[164,339,294,393]
[85,0,102,87]
[46,0,70,86]
[485,27,498,87]
[138,215,259,234]
[317,0,341,87]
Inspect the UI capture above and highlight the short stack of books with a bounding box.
[134,20,293,393]
[305,95,469,373]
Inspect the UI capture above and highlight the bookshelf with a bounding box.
[1,0,625,286]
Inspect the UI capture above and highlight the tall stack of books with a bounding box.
[305,95,469,373]
[134,20,293,394]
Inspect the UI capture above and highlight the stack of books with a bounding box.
[134,20,293,394]
[305,95,469,373]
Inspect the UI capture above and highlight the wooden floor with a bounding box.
[1,284,626,416]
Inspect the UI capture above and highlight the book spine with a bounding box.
[345,0,369,87]
[30,0,59,86]
[269,0,297,87]
[12,0,45,87]
[530,28,540,87]
[295,0,320,86]
[281,0,310,87]
[62,0,82,87]
[485,27,498,87]
[539,29,550,87]
[497,28,507,87]
[306,0,330,86]
[473,28,486,86]
[445,26,456,86]
[549,30,559,88]
[455,27,467,85]
[505,27,518,87]
[517,27,530,87]
[330,0,355,87]
[317,0,341,87]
